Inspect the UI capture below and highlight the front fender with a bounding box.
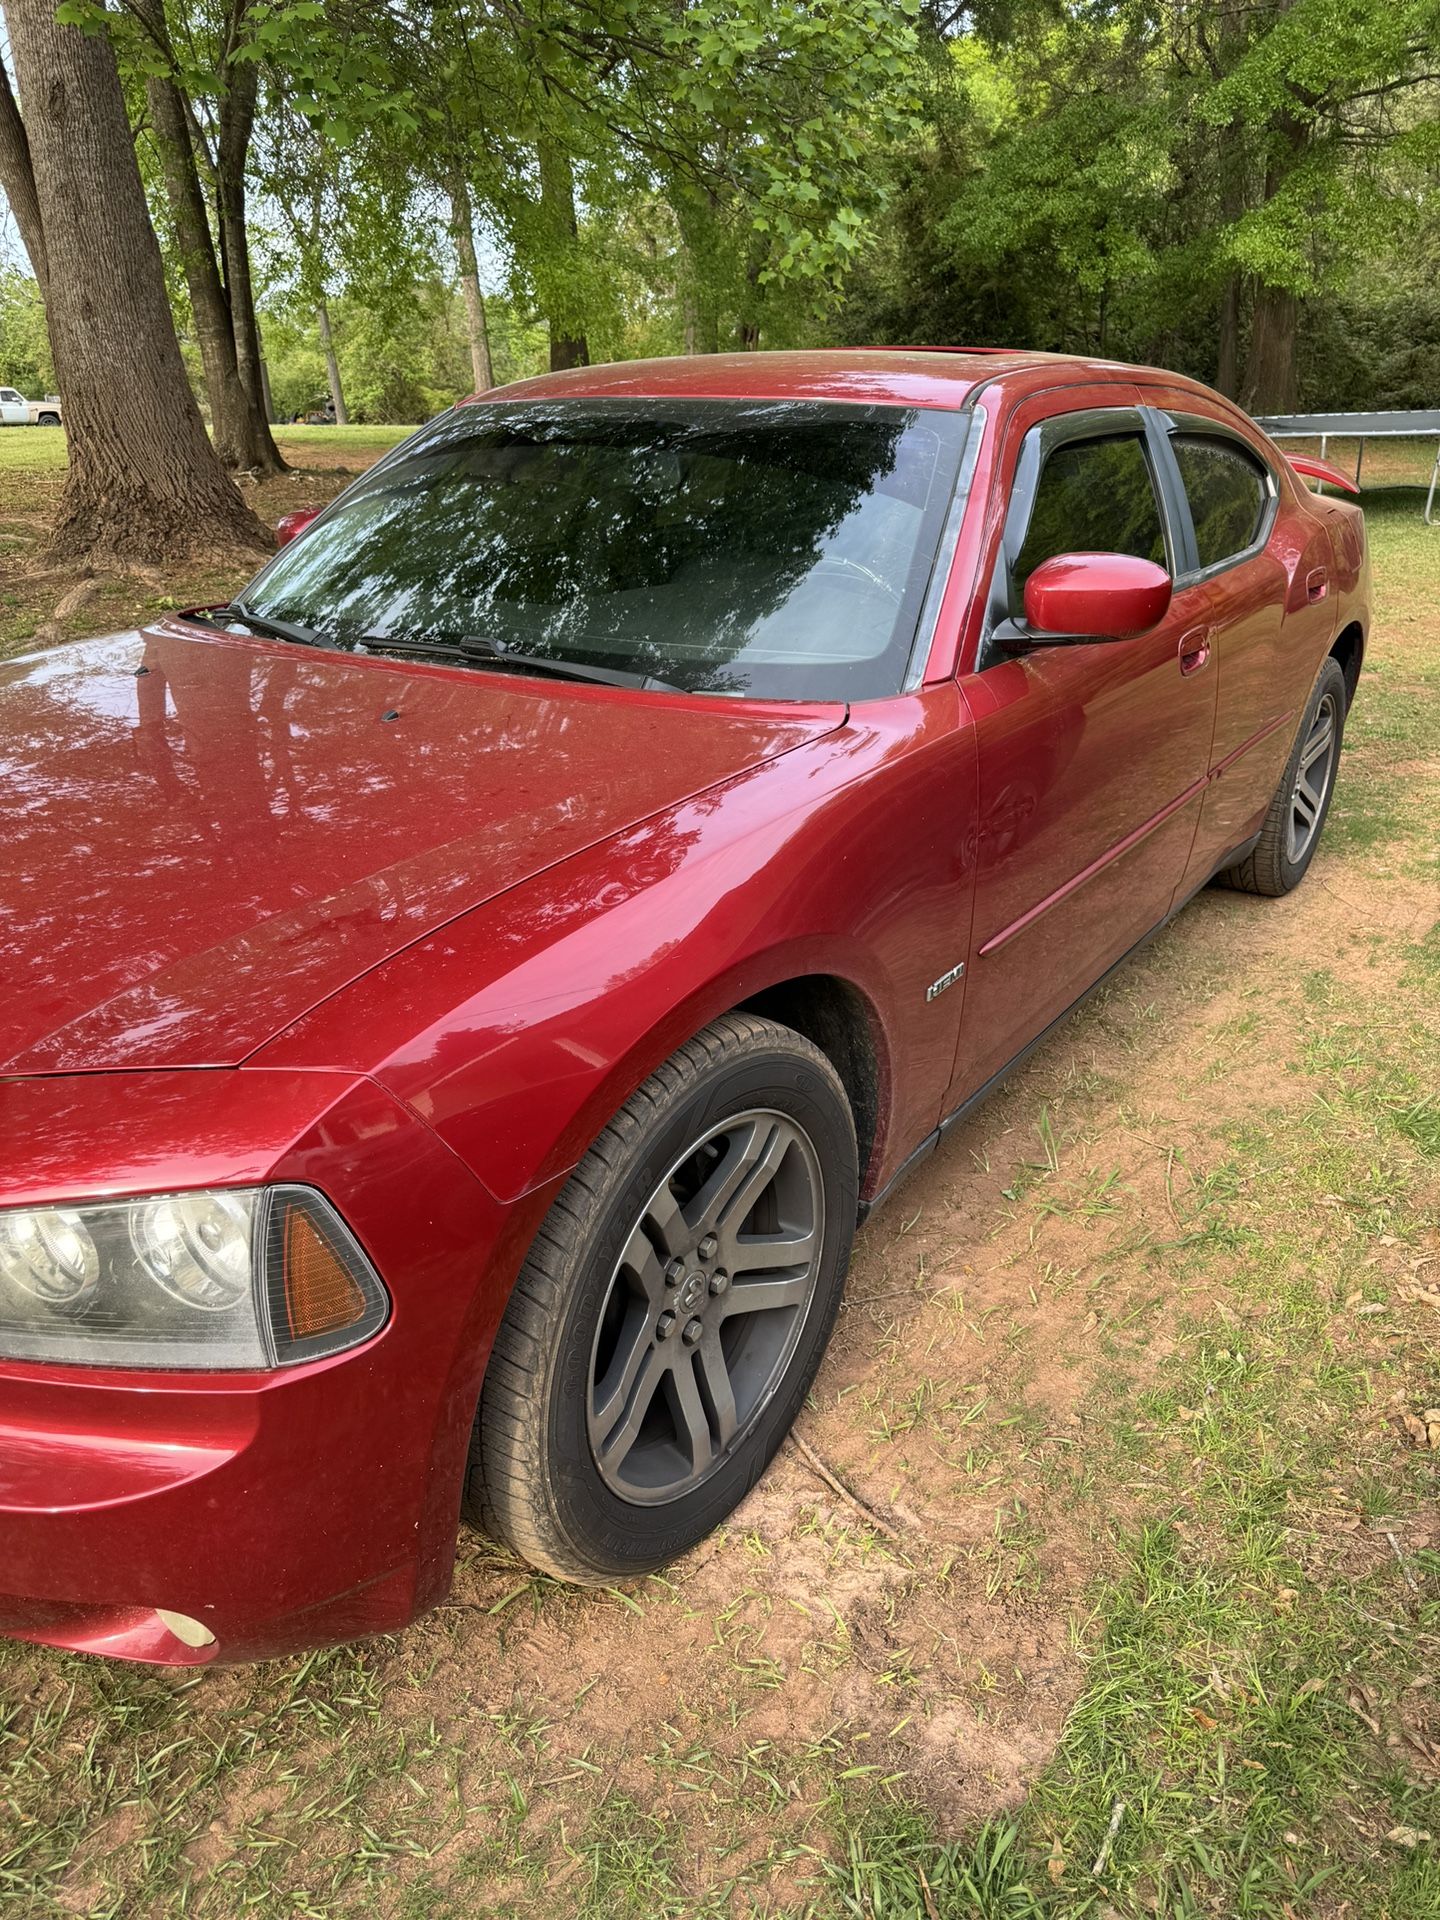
[260,689,979,1205]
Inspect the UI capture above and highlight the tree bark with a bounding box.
[130,0,262,469]
[315,300,349,423]
[127,0,282,471]
[538,139,589,371]
[673,189,720,355]
[1215,272,1242,400]
[214,23,284,473]
[736,239,764,349]
[0,61,47,293]
[1240,283,1298,412]
[1238,112,1304,412]
[449,174,494,391]
[2,0,268,561]
[1210,10,1247,400]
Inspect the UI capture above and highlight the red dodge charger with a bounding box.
[0,350,1368,1664]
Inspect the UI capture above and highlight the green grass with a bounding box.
[0,420,417,474]
[0,425,69,472]
[0,424,420,656]
[0,474,1436,1918]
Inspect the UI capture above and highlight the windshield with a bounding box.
[238,399,971,700]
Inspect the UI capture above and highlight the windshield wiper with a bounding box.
[196,602,331,648]
[358,632,680,694]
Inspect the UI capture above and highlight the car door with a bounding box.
[1138,395,1333,893]
[942,393,1218,1107]
[0,391,27,426]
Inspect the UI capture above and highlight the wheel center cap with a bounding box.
[677,1272,707,1313]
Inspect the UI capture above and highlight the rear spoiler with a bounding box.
[1286,453,1360,496]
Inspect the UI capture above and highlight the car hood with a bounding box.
[1,625,843,1073]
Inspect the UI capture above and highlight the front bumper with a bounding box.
[0,1069,533,1665]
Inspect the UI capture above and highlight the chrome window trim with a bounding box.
[902,406,984,691]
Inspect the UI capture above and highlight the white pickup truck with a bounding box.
[0,387,62,426]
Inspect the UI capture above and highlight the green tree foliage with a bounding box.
[260,284,546,422]
[838,0,1440,408]
[7,0,1437,461]
[238,0,925,361]
[0,263,53,391]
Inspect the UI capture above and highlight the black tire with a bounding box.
[467,1013,858,1584]
[36,412,60,427]
[1218,656,1347,897]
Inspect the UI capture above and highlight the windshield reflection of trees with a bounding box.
[250,404,944,699]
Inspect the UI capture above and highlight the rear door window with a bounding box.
[1171,434,1269,571]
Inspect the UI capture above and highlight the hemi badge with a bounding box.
[926,962,965,1002]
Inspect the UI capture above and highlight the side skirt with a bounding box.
[857,830,1264,1224]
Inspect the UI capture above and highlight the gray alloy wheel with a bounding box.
[586,1109,825,1504]
[467,1013,857,1585]
[1218,655,1348,898]
[1285,688,1340,866]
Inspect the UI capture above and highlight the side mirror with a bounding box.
[998,553,1173,650]
[275,507,321,548]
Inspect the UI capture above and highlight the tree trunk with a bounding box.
[0,62,47,292]
[315,300,349,423]
[673,191,720,355]
[678,263,718,354]
[1210,13,1248,401]
[538,139,589,372]
[214,31,285,474]
[1240,284,1298,412]
[449,174,494,391]
[2,0,268,561]
[130,0,261,469]
[736,240,764,349]
[1215,272,1242,400]
[1238,113,1304,413]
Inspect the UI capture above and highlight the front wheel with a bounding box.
[1218,656,1347,897]
[467,1014,857,1584]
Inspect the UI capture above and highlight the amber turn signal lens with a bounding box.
[281,1204,367,1341]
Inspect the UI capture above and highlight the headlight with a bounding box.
[0,1208,99,1309]
[132,1192,254,1311]
[0,1186,387,1370]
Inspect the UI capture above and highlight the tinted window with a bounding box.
[1012,434,1166,603]
[1172,435,1268,569]
[240,399,969,701]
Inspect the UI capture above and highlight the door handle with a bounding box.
[1178,628,1212,677]
[1306,567,1329,602]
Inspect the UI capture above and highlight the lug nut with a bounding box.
[697,1234,718,1260]
[664,1259,685,1288]
[682,1317,704,1345]
[656,1310,677,1340]
[709,1270,729,1295]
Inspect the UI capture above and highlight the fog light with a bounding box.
[155,1608,216,1649]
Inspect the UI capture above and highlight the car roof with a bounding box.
[463,347,1154,413]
